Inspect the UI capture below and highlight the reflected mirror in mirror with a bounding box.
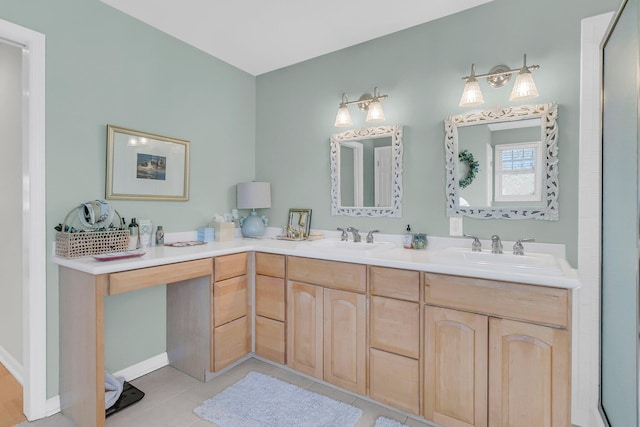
[339,136,393,207]
[331,125,403,217]
[445,103,558,220]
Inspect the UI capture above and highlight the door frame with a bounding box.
[0,18,47,421]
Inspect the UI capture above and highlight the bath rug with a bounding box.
[194,371,362,427]
[374,416,409,427]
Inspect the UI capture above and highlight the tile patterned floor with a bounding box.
[17,358,434,427]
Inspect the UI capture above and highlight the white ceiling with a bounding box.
[100,0,494,76]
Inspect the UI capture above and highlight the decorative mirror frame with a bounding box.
[330,124,403,217]
[445,103,558,220]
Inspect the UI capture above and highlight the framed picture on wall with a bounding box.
[106,125,190,201]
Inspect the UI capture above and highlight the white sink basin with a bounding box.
[429,247,568,277]
[297,239,396,257]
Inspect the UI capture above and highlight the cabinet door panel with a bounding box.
[370,266,420,301]
[213,275,247,327]
[255,252,285,278]
[255,275,285,321]
[369,348,420,415]
[287,281,323,379]
[425,306,488,427]
[288,257,366,293]
[370,296,420,358]
[214,253,247,281]
[255,316,285,364]
[213,316,249,371]
[489,318,570,427]
[323,288,366,395]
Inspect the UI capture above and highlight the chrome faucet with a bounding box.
[464,234,482,252]
[346,227,362,242]
[491,235,503,254]
[513,238,535,255]
[337,227,348,241]
[366,230,379,243]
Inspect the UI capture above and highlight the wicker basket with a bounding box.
[55,206,129,258]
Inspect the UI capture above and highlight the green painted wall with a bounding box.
[0,0,621,401]
[1,0,256,397]
[256,0,618,267]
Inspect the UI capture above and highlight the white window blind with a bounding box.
[494,141,543,202]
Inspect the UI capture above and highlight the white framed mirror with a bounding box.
[445,103,558,220]
[330,125,403,217]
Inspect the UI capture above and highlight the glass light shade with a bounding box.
[334,105,353,127]
[509,69,539,101]
[459,78,484,107]
[365,99,385,123]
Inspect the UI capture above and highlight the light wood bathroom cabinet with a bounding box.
[424,272,571,427]
[211,252,250,371]
[369,266,421,415]
[286,256,367,395]
[255,252,286,364]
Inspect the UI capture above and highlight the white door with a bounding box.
[374,146,392,207]
[0,39,24,387]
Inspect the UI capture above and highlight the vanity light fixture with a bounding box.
[459,54,540,107]
[334,86,388,127]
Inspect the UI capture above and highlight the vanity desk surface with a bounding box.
[53,235,580,289]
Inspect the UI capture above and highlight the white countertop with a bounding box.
[52,231,580,289]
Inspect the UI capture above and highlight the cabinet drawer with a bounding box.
[256,275,285,321]
[213,316,249,371]
[370,266,420,301]
[369,348,420,415]
[424,273,569,328]
[370,296,420,358]
[255,316,285,364]
[109,258,212,295]
[213,275,247,326]
[214,253,247,281]
[256,252,285,278]
[288,256,366,293]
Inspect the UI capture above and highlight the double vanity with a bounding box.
[53,234,577,427]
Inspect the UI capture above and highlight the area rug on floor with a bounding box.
[194,371,363,427]
[374,416,409,427]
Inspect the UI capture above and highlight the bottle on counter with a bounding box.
[403,224,414,249]
[128,217,140,249]
[156,225,164,246]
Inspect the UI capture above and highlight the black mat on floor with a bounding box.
[106,381,145,417]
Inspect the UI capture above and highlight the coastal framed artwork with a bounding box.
[106,125,190,201]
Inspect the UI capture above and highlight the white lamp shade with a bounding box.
[365,99,385,123]
[237,182,271,209]
[459,78,485,107]
[334,105,353,127]
[509,69,539,101]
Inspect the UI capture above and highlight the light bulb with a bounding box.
[365,99,385,123]
[509,68,539,101]
[334,104,352,127]
[459,77,485,107]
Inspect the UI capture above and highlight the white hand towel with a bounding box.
[105,370,125,409]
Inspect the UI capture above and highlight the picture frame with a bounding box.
[106,125,190,201]
[287,208,312,239]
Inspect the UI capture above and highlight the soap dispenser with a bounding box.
[403,224,414,249]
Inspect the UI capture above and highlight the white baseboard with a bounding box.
[0,344,23,385]
[45,395,60,417]
[44,352,170,417]
[112,352,169,382]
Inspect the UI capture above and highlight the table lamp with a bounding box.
[236,182,271,238]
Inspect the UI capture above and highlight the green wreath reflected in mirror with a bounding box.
[458,149,479,189]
